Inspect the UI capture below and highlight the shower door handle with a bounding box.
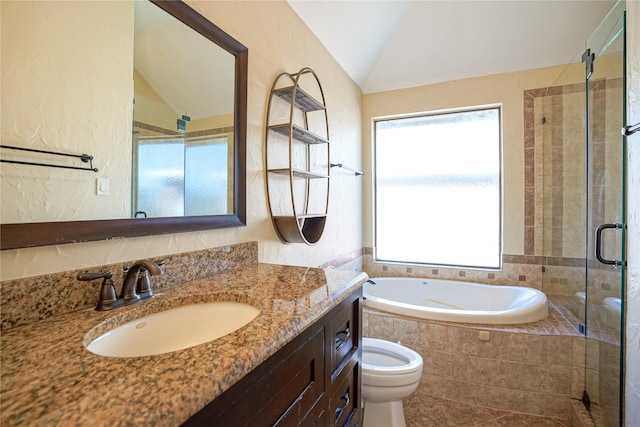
[595,223,625,266]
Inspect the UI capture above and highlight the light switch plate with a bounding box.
[96,178,109,196]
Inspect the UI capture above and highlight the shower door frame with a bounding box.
[582,3,627,425]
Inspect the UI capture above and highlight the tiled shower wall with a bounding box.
[525,77,624,303]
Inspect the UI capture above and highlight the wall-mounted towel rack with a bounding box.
[0,145,98,172]
[330,163,364,176]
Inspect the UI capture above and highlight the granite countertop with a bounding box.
[1,263,367,426]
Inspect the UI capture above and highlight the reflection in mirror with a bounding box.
[0,0,247,250]
[132,101,232,217]
[133,1,235,218]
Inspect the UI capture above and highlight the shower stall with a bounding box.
[532,2,626,425]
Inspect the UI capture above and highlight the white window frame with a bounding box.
[372,105,503,270]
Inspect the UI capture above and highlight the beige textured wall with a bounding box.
[625,1,640,424]
[0,0,363,280]
[1,1,134,223]
[362,65,569,256]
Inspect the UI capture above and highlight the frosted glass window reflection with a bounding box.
[136,140,185,217]
[374,108,501,268]
[185,139,228,216]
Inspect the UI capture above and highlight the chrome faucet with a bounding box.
[121,260,164,305]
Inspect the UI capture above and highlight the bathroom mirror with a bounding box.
[0,0,247,250]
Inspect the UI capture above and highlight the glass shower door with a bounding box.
[583,3,626,425]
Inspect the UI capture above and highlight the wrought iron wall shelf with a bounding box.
[268,168,329,180]
[265,67,330,245]
[272,86,325,112]
[268,124,329,145]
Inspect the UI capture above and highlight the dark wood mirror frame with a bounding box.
[0,0,247,250]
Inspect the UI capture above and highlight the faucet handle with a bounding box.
[136,269,153,300]
[136,260,165,300]
[77,272,122,311]
[77,272,108,281]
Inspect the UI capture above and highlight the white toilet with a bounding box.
[361,337,424,427]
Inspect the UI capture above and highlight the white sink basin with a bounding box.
[86,302,260,357]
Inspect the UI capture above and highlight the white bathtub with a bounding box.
[600,296,622,332]
[363,277,548,324]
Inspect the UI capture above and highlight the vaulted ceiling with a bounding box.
[288,0,616,94]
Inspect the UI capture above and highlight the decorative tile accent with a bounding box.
[363,253,546,290]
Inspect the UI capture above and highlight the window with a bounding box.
[374,107,501,269]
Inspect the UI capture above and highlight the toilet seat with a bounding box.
[361,337,424,426]
[362,337,422,376]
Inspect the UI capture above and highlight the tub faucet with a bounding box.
[366,279,376,285]
[121,260,164,305]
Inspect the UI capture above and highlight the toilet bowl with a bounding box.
[361,337,423,427]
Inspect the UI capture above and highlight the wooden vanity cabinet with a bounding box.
[182,288,362,427]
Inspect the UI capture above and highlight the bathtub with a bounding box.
[600,296,622,332]
[363,277,548,324]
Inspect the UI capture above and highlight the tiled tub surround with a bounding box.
[363,306,584,423]
[362,253,624,423]
[1,244,368,425]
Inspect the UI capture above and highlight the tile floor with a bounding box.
[403,394,571,426]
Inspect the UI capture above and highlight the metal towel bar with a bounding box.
[330,163,364,176]
[0,144,98,172]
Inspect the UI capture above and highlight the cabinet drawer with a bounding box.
[330,362,360,427]
[184,325,324,426]
[329,298,359,380]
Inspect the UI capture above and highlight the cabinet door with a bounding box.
[329,298,359,382]
[300,401,327,427]
[329,362,360,427]
[184,325,325,426]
